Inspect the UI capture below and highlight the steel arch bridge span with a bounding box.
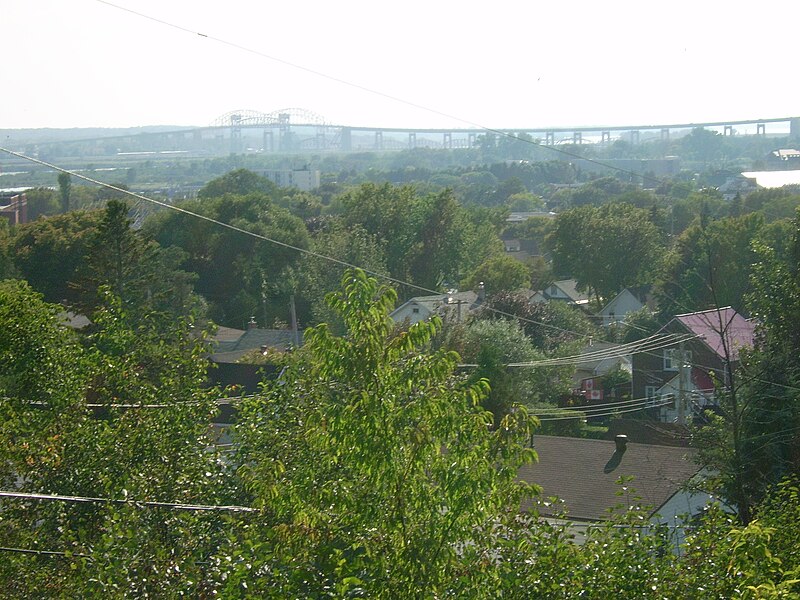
[210,108,330,128]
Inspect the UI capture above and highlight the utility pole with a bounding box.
[290,294,300,347]
[677,341,689,425]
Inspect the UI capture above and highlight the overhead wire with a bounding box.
[0,490,257,513]
[535,398,675,421]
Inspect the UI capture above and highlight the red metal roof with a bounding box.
[674,307,754,362]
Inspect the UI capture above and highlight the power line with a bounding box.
[535,398,674,421]
[0,546,91,560]
[0,490,256,513]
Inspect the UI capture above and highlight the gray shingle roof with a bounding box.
[518,436,699,521]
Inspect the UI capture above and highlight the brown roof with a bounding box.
[518,436,699,521]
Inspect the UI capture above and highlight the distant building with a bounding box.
[518,435,712,547]
[767,148,800,166]
[530,279,590,307]
[261,169,320,191]
[631,307,755,423]
[390,289,483,326]
[597,286,655,326]
[0,192,28,225]
[717,175,759,201]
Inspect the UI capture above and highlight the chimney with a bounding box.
[477,281,486,303]
[614,434,628,453]
[247,316,257,330]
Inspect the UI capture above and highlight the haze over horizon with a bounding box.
[5,0,799,132]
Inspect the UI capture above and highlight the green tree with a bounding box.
[657,212,764,317]
[226,270,537,597]
[441,318,572,425]
[144,192,309,327]
[57,172,71,213]
[24,187,60,220]
[550,202,665,303]
[461,253,530,295]
[197,168,278,199]
[0,280,226,596]
[697,214,800,519]
[76,199,200,321]
[9,209,103,304]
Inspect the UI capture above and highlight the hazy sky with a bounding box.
[5,0,799,130]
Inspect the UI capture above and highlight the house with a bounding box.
[717,175,759,202]
[0,192,28,225]
[209,318,301,364]
[529,279,590,307]
[390,289,482,326]
[572,341,632,401]
[596,286,655,327]
[766,148,800,166]
[518,435,712,545]
[631,307,755,423]
[261,168,320,191]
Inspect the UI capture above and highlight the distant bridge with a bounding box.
[21,110,800,157]
[206,110,800,153]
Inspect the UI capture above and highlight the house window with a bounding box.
[412,307,419,314]
[645,386,659,401]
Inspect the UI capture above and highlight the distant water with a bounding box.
[741,170,800,188]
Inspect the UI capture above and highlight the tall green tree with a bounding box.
[0,281,225,596]
[9,209,103,304]
[144,192,309,327]
[657,212,765,317]
[57,172,71,213]
[77,200,200,321]
[549,202,664,303]
[226,269,536,597]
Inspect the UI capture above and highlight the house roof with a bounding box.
[553,279,589,304]
[518,435,699,522]
[390,290,480,320]
[210,328,300,363]
[573,342,631,377]
[673,307,754,362]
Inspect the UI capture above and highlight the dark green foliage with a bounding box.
[197,167,278,199]
[144,190,309,327]
[9,209,103,304]
[57,172,71,213]
[549,202,665,303]
[461,253,531,295]
[656,212,765,317]
[478,290,597,351]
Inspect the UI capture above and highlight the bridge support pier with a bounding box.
[573,132,582,144]
[468,133,476,148]
[545,131,555,145]
[630,130,640,145]
[724,125,733,136]
[601,131,611,144]
[443,132,452,149]
[375,130,383,150]
[661,128,670,142]
[408,132,416,149]
[263,130,274,153]
[757,123,766,136]
[340,127,352,152]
